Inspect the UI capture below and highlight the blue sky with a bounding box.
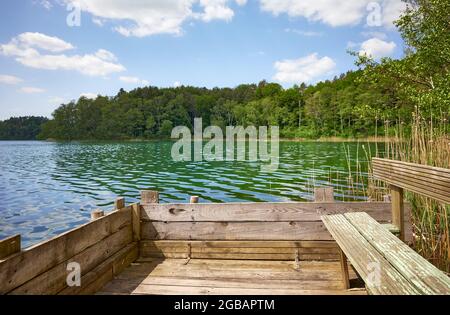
[0,0,406,119]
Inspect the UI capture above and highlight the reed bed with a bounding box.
[346,108,449,272]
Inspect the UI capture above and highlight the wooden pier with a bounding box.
[0,158,449,295]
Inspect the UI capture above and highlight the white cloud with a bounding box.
[174,81,182,87]
[14,32,74,53]
[20,87,45,94]
[0,33,126,77]
[260,0,405,28]
[119,76,149,85]
[273,53,336,84]
[285,28,323,37]
[0,74,23,85]
[62,0,243,37]
[359,37,396,59]
[80,93,98,99]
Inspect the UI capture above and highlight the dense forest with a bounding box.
[32,70,410,141]
[0,116,48,140]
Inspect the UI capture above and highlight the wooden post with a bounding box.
[91,209,105,221]
[131,203,141,242]
[190,196,199,204]
[0,235,21,260]
[390,185,405,241]
[314,187,335,202]
[114,197,125,210]
[339,249,350,290]
[141,191,159,204]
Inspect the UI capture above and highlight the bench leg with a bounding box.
[339,249,350,290]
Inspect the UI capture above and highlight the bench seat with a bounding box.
[322,212,450,295]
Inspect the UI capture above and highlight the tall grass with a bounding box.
[359,108,449,272]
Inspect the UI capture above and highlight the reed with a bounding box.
[349,108,449,272]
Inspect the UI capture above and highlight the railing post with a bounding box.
[114,197,125,210]
[0,235,21,260]
[390,185,405,241]
[140,191,159,204]
[190,196,199,204]
[91,209,105,220]
[314,187,335,202]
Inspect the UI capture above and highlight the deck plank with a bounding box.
[322,214,420,295]
[345,212,450,295]
[98,259,365,295]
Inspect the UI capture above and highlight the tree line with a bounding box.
[0,116,48,140]
[31,70,412,141]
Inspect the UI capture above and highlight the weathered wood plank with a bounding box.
[372,158,450,204]
[322,214,420,295]
[131,203,141,242]
[0,235,21,260]
[141,202,402,222]
[373,168,449,203]
[10,225,132,295]
[345,212,450,295]
[59,242,138,295]
[0,208,132,294]
[141,221,333,241]
[141,240,339,248]
[98,259,366,295]
[140,240,339,260]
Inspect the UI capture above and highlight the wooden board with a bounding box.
[10,225,133,295]
[345,212,450,295]
[322,214,420,295]
[0,208,132,294]
[141,202,399,222]
[97,259,366,295]
[0,235,20,260]
[372,158,450,204]
[141,221,333,241]
[140,240,339,261]
[59,242,138,295]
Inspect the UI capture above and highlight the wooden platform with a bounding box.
[98,258,367,295]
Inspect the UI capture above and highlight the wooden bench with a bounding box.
[322,158,450,295]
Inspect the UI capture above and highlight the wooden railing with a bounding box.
[372,158,450,241]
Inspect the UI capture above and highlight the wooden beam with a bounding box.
[141,191,159,204]
[0,235,21,260]
[390,185,405,241]
[141,202,403,222]
[339,249,350,290]
[114,197,125,210]
[0,208,132,294]
[314,188,335,202]
[131,203,141,242]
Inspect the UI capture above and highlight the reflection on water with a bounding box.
[0,140,379,247]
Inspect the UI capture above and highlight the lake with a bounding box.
[0,140,380,247]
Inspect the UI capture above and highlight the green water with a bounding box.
[0,140,380,247]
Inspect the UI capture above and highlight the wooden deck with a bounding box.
[98,258,366,295]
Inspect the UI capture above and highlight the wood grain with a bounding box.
[0,208,132,294]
